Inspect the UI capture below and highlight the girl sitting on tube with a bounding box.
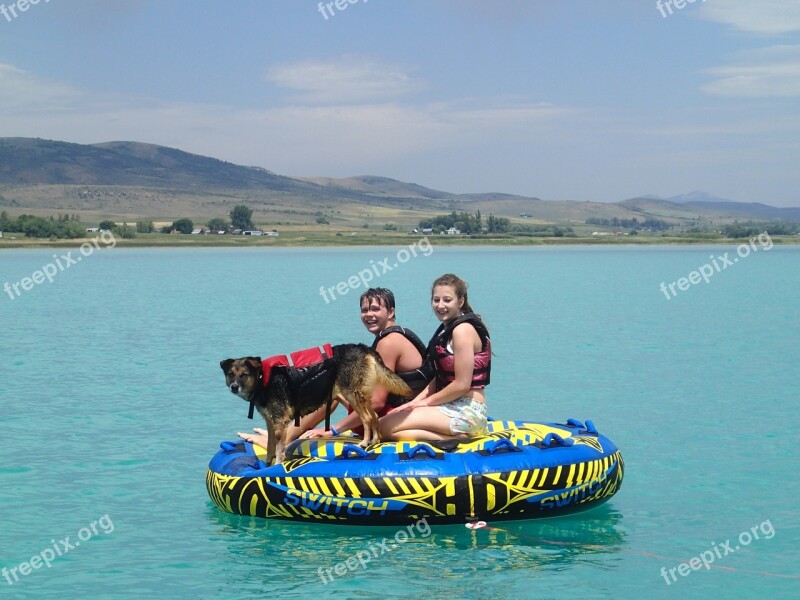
[379,273,490,440]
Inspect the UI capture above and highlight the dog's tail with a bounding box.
[375,364,413,399]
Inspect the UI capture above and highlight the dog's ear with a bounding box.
[244,357,262,369]
[220,359,234,372]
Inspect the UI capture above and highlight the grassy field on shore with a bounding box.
[1,229,798,249]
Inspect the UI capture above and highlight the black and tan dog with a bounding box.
[220,344,411,465]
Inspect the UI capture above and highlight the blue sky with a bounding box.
[1,0,799,206]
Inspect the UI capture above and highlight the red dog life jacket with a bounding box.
[255,344,336,428]
[260,343,334,387]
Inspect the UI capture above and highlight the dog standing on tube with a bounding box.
[221,344,411,465]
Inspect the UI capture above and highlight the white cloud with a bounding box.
[0,63,84,111]
[703,45,800,97]
[698,0,800,35]
[0,60,573,178]
[266,56,423,104]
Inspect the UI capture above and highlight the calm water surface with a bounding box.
[1,244,798,599]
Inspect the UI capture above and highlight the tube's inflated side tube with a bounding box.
[206,419,624,525]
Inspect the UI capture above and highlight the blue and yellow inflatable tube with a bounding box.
[206,418,623,525]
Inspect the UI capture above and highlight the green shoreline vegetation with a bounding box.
[2,231,799,249]
[1,207,798,249]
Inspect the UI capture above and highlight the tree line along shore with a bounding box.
[1,206,798,248]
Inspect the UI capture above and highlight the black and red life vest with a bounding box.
[371,325,431,404]
[260,343,334,387]
[256,344,337,427]
[427,313,491,391]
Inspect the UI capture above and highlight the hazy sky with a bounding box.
[1,0,799,206]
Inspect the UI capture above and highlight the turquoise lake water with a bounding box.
[1,243,798,599]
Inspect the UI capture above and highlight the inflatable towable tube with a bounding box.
[206,419,624,525]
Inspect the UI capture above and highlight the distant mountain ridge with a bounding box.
[300,175,458,200]
[0,138,543,208]
[654,191,800,220]
[1,138,797,222]
[0,138,315,192]
[667,191,731,204]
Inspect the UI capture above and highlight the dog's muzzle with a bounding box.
[227,381,257,420]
